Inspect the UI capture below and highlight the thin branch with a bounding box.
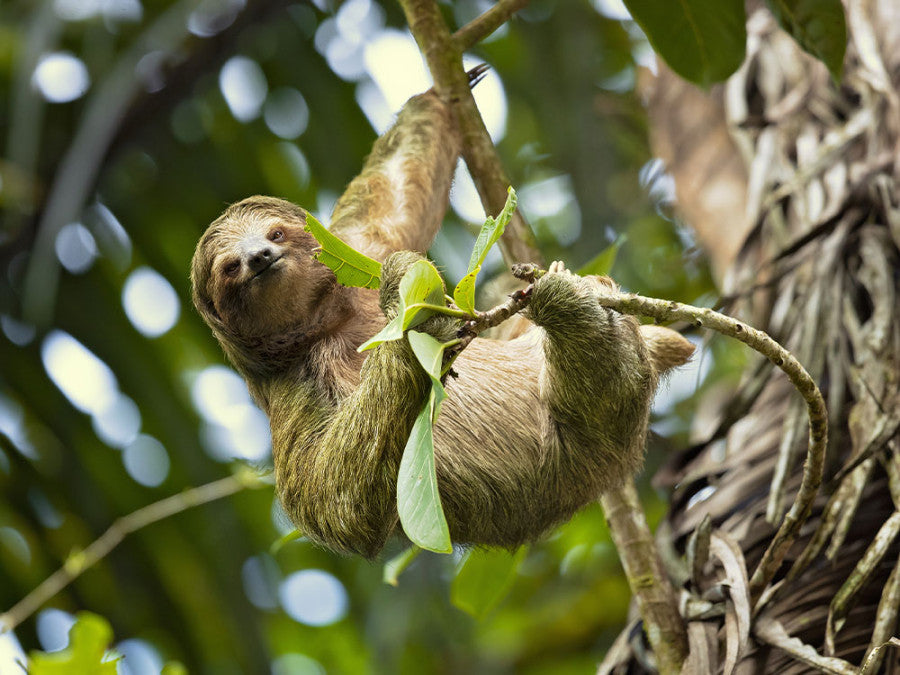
[451,0,529,51]
[588,290,828,606]
[0,470,269,634]
[601,480,688,674]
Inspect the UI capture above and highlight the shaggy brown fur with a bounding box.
[191,89,694,558]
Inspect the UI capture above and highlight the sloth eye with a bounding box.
[224,260,240,276]
[269,229,285,242]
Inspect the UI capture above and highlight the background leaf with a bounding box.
[765,0,846,81]
[623,0,747,86]
[578,235,625,277]
[28,612,120,674]
[451,547,527,618]
[304,212,382,289]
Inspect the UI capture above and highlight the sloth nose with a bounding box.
[247,246,275,274]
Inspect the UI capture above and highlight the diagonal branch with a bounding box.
[398,0,543,267]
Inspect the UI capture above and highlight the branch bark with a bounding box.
[601,481,688,674]
[398,0,543,266]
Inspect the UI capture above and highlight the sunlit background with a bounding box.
[0,0,734,673]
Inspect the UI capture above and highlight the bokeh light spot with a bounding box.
[0,527,31,565]
[279,569,348,626]
[32,52,90,103]
[264,88,309,139]
[122,267,180,337]
[55,222,98,274]
[122,434,170,487]
[36,609,75,652]
[42,331,118,415]
[220,56,268,122]
[92,392,142,448]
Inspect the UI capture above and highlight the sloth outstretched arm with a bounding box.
[327,90,460,262]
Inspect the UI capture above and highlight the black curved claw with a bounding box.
[467,63,490,89]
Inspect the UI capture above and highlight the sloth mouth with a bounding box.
[251,255,284,281]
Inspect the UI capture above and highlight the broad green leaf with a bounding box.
[407,330,446,398]
[453,265,481,315]
[453,186,518,314]
[269,528,307,555]
[465,187,518,274]
[765,0,846,81]
[161,663,189,675]
[29,612,121,675]
[397,330,451,553]
[397,402,451,553]
[357,313,404,352]
[357,259,445,352]
[399,259,446,330]
[578,236,625,277]
[451,547,527,618]
[304,212,382,289]
[623,0,746,87]
[383,545,422,586]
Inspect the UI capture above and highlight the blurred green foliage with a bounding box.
[0,1,733,673]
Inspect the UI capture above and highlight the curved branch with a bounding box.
[590,291,828,606]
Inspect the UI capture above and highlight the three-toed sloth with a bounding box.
[191,87,693,558]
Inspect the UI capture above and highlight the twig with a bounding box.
[601,480,688,674]
[589,290,828,606]
[0,469,268,634]
[451,0,529,51]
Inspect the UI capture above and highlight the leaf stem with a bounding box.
[405,302,473,319]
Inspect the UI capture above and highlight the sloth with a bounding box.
[191,87,694,558]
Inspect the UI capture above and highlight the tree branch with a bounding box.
[589,290,828,607]
[398,0,543,266]
[451,0,529,51]
[601,481,688,674]
[0,470,268,634]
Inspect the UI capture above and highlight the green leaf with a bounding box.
[765,0,846,81]
[407,329,447,397]
[577,236,625,277]
[453,187,518,314]
[466,187,518,274]
[161,662,189,675]
[623,0,747,87]
[397,403,451,553]
[400,259,446,330]
[304,212,382,289]
[29,612,121,675]
[358,259,445,352]
[357,313,404,352]
[452,265,481,315]
[451,547,527,618]
[383,545,422,586]
[396,330,451,554]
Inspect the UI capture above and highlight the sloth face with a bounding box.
[192,197,335,339]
